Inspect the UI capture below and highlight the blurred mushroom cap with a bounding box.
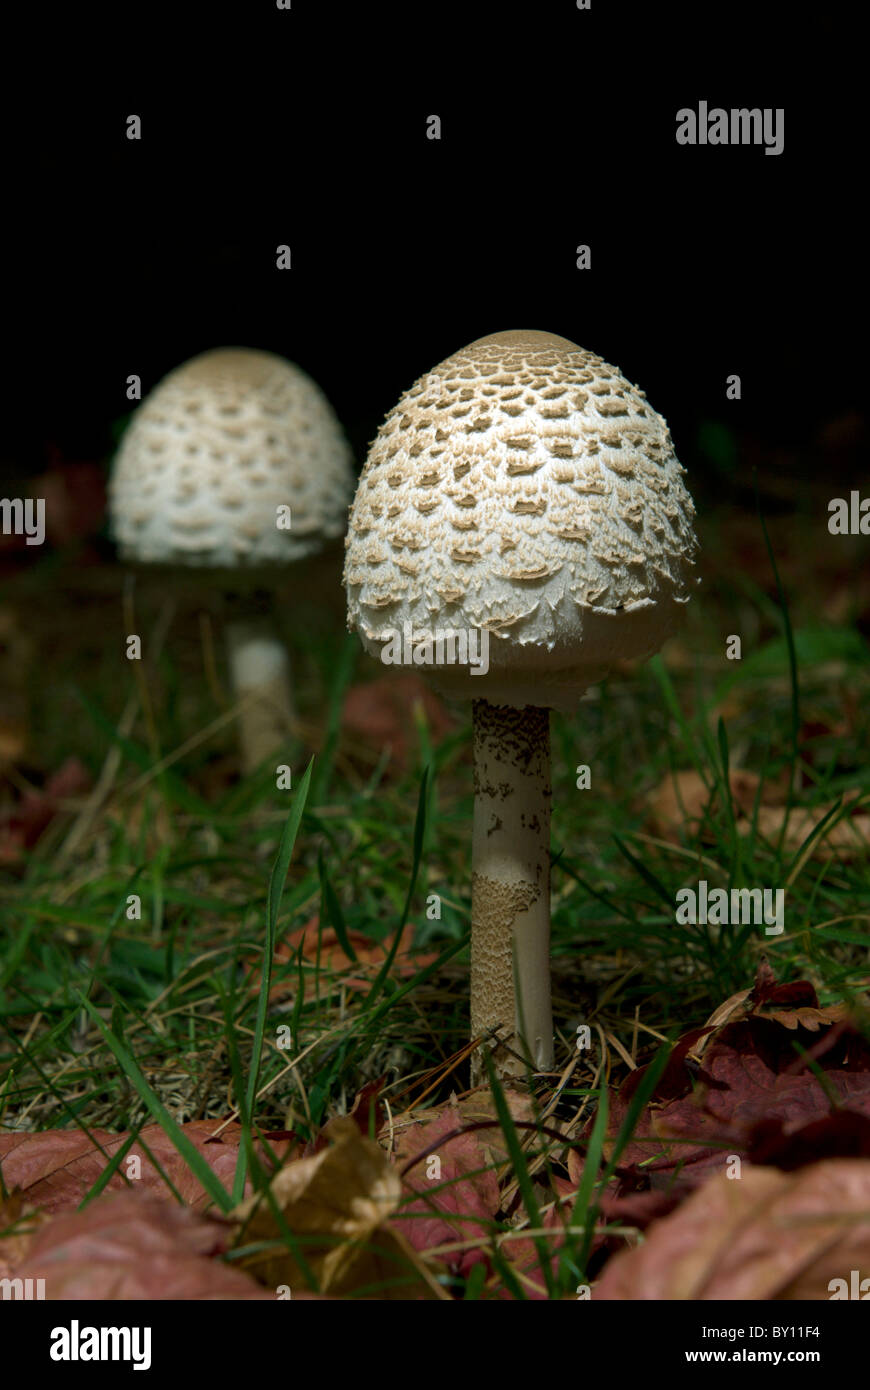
[344,329,699,710]
[109,348,354,569]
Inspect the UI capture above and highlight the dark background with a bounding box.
[3,0,864,513]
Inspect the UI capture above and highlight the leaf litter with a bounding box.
[2,963,869,1299]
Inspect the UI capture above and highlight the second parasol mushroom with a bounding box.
[344,330,699,1079]
[110,347,354,773]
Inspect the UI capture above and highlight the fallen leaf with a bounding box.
[388,1085,539,1171]
[594,1159,870,1300]
[390,1101,501,1279]
[755,802,870,861]
[498,1199,571,1300]
[255,917,439,1002]
[747,1110,870,1169]
[0,1120,294,1216]
[581,966,870,1212]
[649,766,870,860]
[0,1189,49,1278]
[691,961,851,1063]
[649,767,773,841]
[6,1188,269,1299]
[232,1118,447,1298]
[603,973,867,1189]
[387,1089,564,1295]
[312,1077,386,1154]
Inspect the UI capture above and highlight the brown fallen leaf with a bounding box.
[449,1087,541,1168]
[315,1077,387,1153]
[559,1149,687,1271]
[581,965,870,1211]
[390,1102,501,1279]
[747,1110,870,1170]
[649,767,773,840]
[754,801,870,861]
[0,1120,294,1216]
[6,1188,269,1300]
[691,959,851,1064]
[386,1089,564,1296]
[388,1086,539,1171]
[253,916,439,1002]
[0,1188,49,1279]
[649,766,870,860]
[498,1199,571,1301]
[594,1159,870,1300]
[232,1118,448,1299]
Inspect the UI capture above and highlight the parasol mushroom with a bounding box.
[344,329,698,1078]
[110,347,354,773]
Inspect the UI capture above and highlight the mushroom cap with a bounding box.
[109,348,354,568]
[344,330,699,710]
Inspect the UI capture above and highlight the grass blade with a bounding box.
[480,1050,555,1299]
[243,759,314,1130]
[318,847,358,964]
[78,994,234,1213]
[364,767,429,1013]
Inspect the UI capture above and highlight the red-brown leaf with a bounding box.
[0,1121,293,1216]
[391,1103,501,1278]
[594,1159,870,1300]
[8,1188,269,1300]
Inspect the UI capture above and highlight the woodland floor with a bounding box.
[0,460,868,1299]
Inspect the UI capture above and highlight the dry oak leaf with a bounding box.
[0,1121,292,1216]
[231,1118,448,1299]
[594,1158,870,1300]
[5,1188,269,1300]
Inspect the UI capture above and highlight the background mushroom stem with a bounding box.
[471,699,553,1082]
[225,615,295,775]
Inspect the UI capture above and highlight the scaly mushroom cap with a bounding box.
[110,348,354,568]
[344,330,699,710]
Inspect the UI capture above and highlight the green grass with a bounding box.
[0,506,868,1298]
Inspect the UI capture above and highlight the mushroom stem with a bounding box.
[471,699,553,1082]
[225,618,295,775]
